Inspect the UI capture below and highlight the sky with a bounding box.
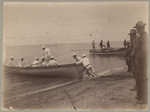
[3,2,148,45]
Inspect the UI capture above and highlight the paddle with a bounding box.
[63,90,77,110]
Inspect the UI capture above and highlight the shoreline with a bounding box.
[2,66,147,110]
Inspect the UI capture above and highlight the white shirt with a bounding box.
[7,60,15,67]
[41,62,48,66]
[76,57,91,67]
[18,61,27,67]
[44,48,52,57]
[48,60,58,66]
[32,60,40,67]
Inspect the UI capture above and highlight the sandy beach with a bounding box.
[2,67,147,111]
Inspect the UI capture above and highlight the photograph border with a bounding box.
[0,0,149,112]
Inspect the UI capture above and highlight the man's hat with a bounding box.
[82,54,86,58]
[35,57,39,60]
[10,56,14,59]
[128,29,136,35]
[50,56,54,59]
[41,57,45,60]
[20,57,24,60]
[42,45,46,49]
[73,54,76,57]
[133,21,146,28]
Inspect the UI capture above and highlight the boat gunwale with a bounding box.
[89,52,126,55]
[3,63,83,70]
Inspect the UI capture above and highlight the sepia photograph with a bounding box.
[2,1,149,110]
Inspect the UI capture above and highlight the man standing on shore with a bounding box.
[133,21,148,104]
[128,29,139,91]
[125,41,132,72]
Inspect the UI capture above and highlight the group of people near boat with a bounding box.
[92,40,110,50]
[125,21,148,104]
[7,46,97,77]
[7,45,58,67]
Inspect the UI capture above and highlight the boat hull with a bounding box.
[3,63,84,78]
[89,47,126,56]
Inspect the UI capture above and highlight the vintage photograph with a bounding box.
[2,1,148,110]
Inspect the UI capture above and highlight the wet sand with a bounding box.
[2,67,147,110]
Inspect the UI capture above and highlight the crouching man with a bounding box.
[76,54,97,77]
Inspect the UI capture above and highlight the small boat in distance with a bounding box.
[3,63,84,78]
[89,47,126,56]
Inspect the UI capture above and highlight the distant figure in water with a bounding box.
[40,57,47,66]
[76,54,97,77]
[18,57,28,67]
[32,57,40,67]
[92,40,96,49]
[42,45,52,62]
[107,40,110,48]
[73,54,81,62]
[7,56,15,67]
[48,56,58,66]
[123,39,127,48]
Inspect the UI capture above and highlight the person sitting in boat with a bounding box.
[18,57,28,67]
[92,40,96,49]
[7,56,15,67]
[48,56,58,66]
[99,40,103,49]
[42,45,52,62]
[76,54,97,77]
[73,54,81,62]
[40,57,48,66]
[99,40,106,50]
[107,40,110,48]
[32,57,40,67]
[123,39,127,48]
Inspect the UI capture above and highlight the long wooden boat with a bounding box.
[3,63,84,78]
[89,47,126,55]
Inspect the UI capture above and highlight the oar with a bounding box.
[63,90,77,110]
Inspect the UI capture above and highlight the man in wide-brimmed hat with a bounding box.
[7,56,15,67]
[133,21,148,104]
[128,29,139,91]
[18,57,28,67]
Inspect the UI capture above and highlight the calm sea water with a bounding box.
[3,41,126,72]
[3,42,127,107]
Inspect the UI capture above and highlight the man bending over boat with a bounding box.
[48,56,58,66]
[18,57,28,67]
[7,56,15,67]
[32,57,40,67]
[42,45,52,62]
[73,54,81,62]
[76,54,97,77]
